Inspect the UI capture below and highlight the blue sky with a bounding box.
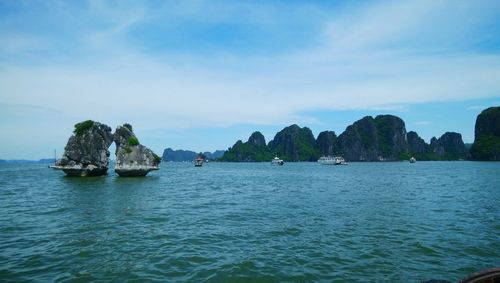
[1,0,500,159]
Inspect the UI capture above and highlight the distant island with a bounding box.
[0,159,55,164]
[161,148,225,162]
[217,106,500,162]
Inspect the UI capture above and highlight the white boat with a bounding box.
[409,157,416,163]
[318,156,348,165]
[271,156,284,166]
[194,157,204,167]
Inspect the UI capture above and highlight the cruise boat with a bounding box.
[194,157,204,167]
[318,156,348,165]
[271,156,284,166]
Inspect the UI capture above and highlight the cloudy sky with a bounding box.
[1,0,500,159]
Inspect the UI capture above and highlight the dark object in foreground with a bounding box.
[459,267,500,283]
[422,267,500,283]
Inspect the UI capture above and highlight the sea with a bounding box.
[0,161,498,282]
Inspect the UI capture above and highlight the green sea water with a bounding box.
[0,161,499,282]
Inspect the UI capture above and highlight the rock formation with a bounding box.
[162,148,198,162]
[407,131,429,156]
[218,114,471,162]
[162,148,224,162]
[374,115,408,160]
[114,124,161,176]
[335,115,409,161]
[55,120,113,176]
[219,131,273,162]
[268,124,317,161]
[430,132,466,160]
[471,106,500,160]
[247,131,267,147]
[336,116,380,161]
[315,131,337,156]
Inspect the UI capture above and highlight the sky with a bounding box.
[1,0,500,159]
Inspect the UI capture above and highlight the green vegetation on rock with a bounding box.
[73,120,95,136]
[128,136,139,146]
[374,117,393,156]
[471,135,500,160]
[220,138,274,162]
[152,153,161,165]
[268,125,319,161]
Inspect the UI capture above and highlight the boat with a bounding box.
[318,156,347,165]
[409,157,416,163]
[318,156,335,165]
[194,157,204,167]
[271,156,284,166]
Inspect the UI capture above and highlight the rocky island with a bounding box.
[51,121,161,177]
[51,120,113,176]
[219,114,473,162]
[114,124,161,177]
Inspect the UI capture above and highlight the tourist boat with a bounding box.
[318,156,348,165]
[194,157,204,167]
[271,156,284,166]
[409,157,416,163]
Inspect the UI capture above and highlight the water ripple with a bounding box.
[0,162,499,281]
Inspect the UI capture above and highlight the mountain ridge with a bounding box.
[220,114,471,162]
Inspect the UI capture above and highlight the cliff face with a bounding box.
[407,131,428,155]
[430,132,466,160]
[248,131,266,147]
[336,115,409,161]
[374,115,408,160]
[471,106,500,160]
[268,125,317,161]
[315,131,337,156]
[474,107,500,138]
[58,120,113,176]
[114,124,160,176]
[407,132,467,161]
[336,116,379,161]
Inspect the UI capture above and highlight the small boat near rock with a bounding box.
[271,156,284,166]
